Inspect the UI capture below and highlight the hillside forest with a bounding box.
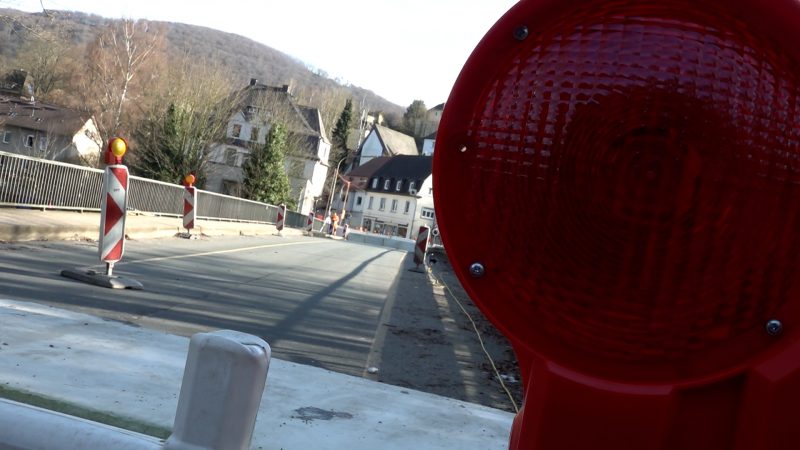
[0,8,408,160]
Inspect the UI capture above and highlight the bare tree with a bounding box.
[12,29,73,101]
[129,56,239,185]
[80,19,165,142]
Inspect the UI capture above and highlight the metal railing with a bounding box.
[0,150,309,228]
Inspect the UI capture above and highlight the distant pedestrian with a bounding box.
[342,222,349,239]
[331,212,339,235]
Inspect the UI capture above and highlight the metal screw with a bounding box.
[469,262,486,278]
[766,319,783,336]
[513,26,529,41]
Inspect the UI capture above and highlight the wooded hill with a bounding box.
[0,8,405,131]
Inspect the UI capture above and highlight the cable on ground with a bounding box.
[427,268,521,413]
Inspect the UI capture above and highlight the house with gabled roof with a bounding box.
[332,156,391,226]
[349,155,434,240]
[355,124,418,168]
[0,70,101,165]
[207,79,331,214]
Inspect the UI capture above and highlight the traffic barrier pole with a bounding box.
[182,174,197,238]
[62,137,142,289]
[410,225,429,273]
[98,139,130,276]
[275,203,286,235]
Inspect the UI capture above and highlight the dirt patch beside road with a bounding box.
[367,251,523,413]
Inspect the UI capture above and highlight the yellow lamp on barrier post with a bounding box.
[106,137,128,165]
[184,173,196,187]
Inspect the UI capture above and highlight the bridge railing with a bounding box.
[0,150,308,228]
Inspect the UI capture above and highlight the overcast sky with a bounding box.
[6,0,518,108]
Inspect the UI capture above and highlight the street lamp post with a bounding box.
[340,179,351,224]
[325,156,348,217]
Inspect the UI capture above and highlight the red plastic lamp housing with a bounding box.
[433,0,800,449]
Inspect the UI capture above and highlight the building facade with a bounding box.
[207,80,331,214]
[351,155,434,240]
[355,124,418,168]
[0,70,101,165]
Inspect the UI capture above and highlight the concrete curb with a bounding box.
[0,209,308,243]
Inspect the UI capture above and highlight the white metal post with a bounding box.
[164,330,271,450]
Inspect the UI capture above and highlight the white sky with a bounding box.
[5,0,519,108]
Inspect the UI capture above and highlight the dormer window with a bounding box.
[408,181,416,193]
[383,179,390,190]
[372,178,378,189]
[395,180,402,191]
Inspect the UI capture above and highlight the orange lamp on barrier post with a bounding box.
[433,1,800,449]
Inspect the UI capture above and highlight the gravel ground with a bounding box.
[368,250,523,413]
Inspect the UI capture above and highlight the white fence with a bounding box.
[0,150,318,229]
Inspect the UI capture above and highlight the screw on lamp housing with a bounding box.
[469,262,486,278]
[766,320,783,336]
[514,25,529,41]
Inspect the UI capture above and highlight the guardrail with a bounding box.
[0,330,270,450]
[0,151,309,228]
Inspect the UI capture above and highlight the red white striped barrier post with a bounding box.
[61,137,142,289]
[306,211,314,235]
[182,174,197,238]
[98,139,130,276]
[411,225,430,273]
[275,204,286,235]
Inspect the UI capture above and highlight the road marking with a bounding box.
[116,240,330,266]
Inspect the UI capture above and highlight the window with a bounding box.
[231,124,242,138]
[379,198,386,211]
[25,135,34,148]
[421,207,435,219]
[395,180,402,191]
[408,181,416,193]
[404,201,410,214]
[391,199,398,212]
[356,196,363,206]
[372,178,378,189]
[383,179,390,190]
[222,180,240,196]
[225,148,237,166]
[2,131,10,144]
[38,137,47,151]
[367,196,374,210]
[250,126,260,142]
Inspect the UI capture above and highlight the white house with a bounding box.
[0,70,101,165]
[354,155,434,240]
[355,124,418,168]
[333,156,391,227]
[207,80,331,214]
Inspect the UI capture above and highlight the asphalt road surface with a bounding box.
[0,234,407,377]
[0,233,523,412]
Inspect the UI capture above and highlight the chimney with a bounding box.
[249,78,258,86]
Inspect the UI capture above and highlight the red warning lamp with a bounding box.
[105,137,128,165]
[434,0,800,449]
